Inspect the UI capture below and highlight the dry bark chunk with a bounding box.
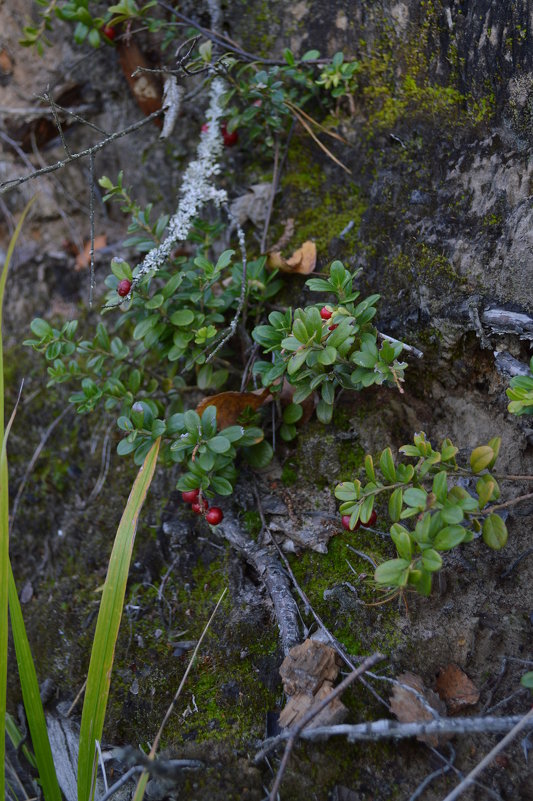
[279,639,348,729]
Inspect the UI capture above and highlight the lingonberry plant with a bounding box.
[335,431,512,597]
[506,356,533,415]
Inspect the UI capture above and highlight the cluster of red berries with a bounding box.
[201,121,239,147]
[341,509,377,531]
[117,279,132,297]
[320,306,338,331]
[182,489,224,525]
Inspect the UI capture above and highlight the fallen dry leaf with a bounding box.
[196,388,271,431]
[229,183,272,228]
[267,240,317,275]
[435,663,480,715]
[75,235,107,270]
[389,671,447,746]
[117,39,162,124]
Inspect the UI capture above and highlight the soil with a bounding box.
[1,2,533,801]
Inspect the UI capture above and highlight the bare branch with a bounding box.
[255,711,533,760]
[0,109,164,195]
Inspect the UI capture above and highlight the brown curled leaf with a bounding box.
[435,663,480,715]
[267,240,317,275]
[196,388,272,431]
[117,39,162,125]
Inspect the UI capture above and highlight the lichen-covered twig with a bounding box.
[256,711,533,759]
[217,511,300,655]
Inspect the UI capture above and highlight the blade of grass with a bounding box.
[77,437,160,801]
[0,196,37,801]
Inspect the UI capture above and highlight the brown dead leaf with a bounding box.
[117,39,162,125]
[267,240,316,275]
[435,663,480,715]
[389,671,447,746]
[75,235,107,270]
[196,388,271,431]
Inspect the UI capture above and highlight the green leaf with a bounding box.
[316,399,333,424]
[318,345,337,365]
[388,488,403,522]
[210,475,233,495]
[403,488,427,508]
[244,439,274,468]
[374,559,410,586]
[432,471,448,503]
[30,317,53,338]
[283,403,303,424]
[476,474,498,508]
[487,437,501,468]
[433,525,467,550]
[482,514,508,550]
[390,524,412,560]
[520,671,533,690]
[470,445,494,473]
[287,349,308,375]
[408,569,432,596]
[379,447,396,482]
[352,350,376,368]
[206,436,231,454]
[440,503,464,524]
[78,439,160,801]
[335,481,360,501]
[364,455,375,482]
[421,549,443,572]
[171,308,195,327]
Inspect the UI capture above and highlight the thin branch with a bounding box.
[0,109,164,195]
[481,491,533,514]
[287,103,351,174]
[440,706,533,801]
[89,152,96,307]
[205,206,248,363]
[256,711,533,760]
[268,653,384,801]
[43,90,71,157]
[377,331,424,359]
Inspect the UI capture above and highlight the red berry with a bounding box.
[361,510,378,527]
[191,499,209,514]
[181,489,200,504]
[328,324,338,331]
[117,279,131,297]
[253,99,262,107]
[341,515,361,531]
[201,123,209,133]
[320,307,333,320]
[206,507,223,525]
[221,122,238,147]
[102,25,116,40]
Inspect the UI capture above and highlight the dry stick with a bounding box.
[268,653,384,801]
[256,712,533,761]
[480,491,533,514]
[288,105,351,175]
[44,90,72,158]
[89,152,96,307]
[218,510,300,654]
[440,706,533,801]
[0,109,164,195]
[205,206,247,363]
[377,331,424,359]
[260,137,280,255]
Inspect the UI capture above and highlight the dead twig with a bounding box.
[260,137,280,254]
[0,109,164,195]
[440,706,533,801]
[256,710,533,760]
[267,653,384,801]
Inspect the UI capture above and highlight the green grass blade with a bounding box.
[77,437,160,801]
[8,563,62,801]
[0,196,37,801]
